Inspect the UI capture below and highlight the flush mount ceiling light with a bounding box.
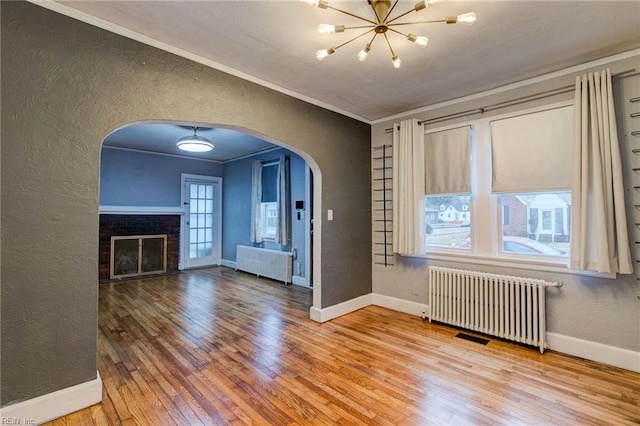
[303,0,476,68]
[177,126,214,152]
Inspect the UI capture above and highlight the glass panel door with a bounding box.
[182,176,221,269]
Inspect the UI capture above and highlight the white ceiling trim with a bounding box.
[372,48,640,125]
[29,0,371,124]
[222,146,284,164]
[102,142,285,164]
[102,145,223,164]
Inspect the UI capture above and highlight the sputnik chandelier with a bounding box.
[302,0,476,68]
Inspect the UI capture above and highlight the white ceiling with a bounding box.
[43,0,640,159]
[104,123,277,162]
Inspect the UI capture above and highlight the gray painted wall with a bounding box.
[371,55,640,353]
[100,148,223,206]
[222,148,308,281]
[1,2,371,406]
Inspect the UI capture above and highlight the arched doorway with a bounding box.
[99,120,323,313]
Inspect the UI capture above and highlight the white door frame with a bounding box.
[179,173,223,270]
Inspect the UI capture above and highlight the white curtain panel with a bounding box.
[250,160,263,244]
[392,119,426,255]
[570,69,632,274]
[275,155,291,246]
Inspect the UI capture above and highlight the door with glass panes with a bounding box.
[180,174,221,269]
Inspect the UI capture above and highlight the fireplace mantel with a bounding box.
[100,205,183,215]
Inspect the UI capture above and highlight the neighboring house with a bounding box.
[428,199,470,224]
[425,206,439,224]
[502,194,570,242]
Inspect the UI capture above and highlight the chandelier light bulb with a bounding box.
[407,34,429,47]
[317,24,345,35]
[414,0,440,12]
[391,55,402,68]
[301,0,329,8]
[357,44,371,62]
[456,12,477,25]
[316,47,336,61]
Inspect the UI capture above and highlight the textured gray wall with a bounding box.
[371,55,640,352]
[1,2,371,406]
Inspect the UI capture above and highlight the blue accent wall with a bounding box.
[100,148,223,206]
[222,148,308,279]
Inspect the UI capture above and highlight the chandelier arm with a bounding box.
[343,25,375,30]
[383,0,400,22]
[387,27,409,38]
[383,32,397,58]
[386,7,419,25]
[334,28,376,50]
[367,32,379,46]
[389,19,447,27]
[327,5,376,25]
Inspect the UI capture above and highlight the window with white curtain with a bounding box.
[423,103,573,263]
[423,126,472,250]
[491,106,573,258]
[260,163,278,240]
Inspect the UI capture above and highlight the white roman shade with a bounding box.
[424,126,471,194]
[490,106,573,193]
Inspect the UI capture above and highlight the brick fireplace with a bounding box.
[99,214,180,282]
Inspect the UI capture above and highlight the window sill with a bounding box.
[401,250,616,280]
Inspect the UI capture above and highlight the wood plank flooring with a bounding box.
[46,267,640,425]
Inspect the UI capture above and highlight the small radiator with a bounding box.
[236,245,293,284]
[428,266,560,353]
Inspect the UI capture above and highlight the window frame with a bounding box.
[416,100,612,278]
[260,201,278,240]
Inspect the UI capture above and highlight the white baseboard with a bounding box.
[292,276,309,287]
[546,332,640,373]
[308,293,640,373]
[220,259,236,269]
[0,371,102,424]
[309,294,372,323]
[372,294,428,317]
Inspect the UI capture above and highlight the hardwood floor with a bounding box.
[46,267,640,425]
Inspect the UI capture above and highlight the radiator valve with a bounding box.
[420,310,427,321]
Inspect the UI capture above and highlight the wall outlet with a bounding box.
[411,283,419,295]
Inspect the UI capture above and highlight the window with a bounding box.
[499,192,570,257]
[426,195,471,249]
[421,103,573,263]
[260,164,278,240]
[423,126,472,251]
[261,202,278,239]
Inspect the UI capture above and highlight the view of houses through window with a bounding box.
[421,104,572,261]
[425,192,571,256]
[500,192,570,256]
[425,195,471,249]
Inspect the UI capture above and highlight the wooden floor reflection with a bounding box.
[46,267,640,425]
